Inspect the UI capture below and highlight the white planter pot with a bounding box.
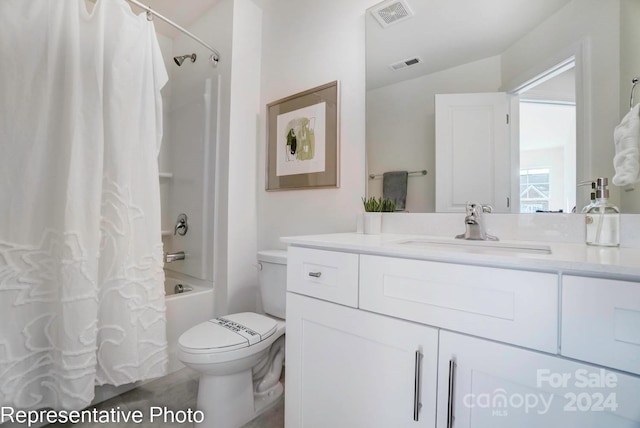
[363,212,382,234]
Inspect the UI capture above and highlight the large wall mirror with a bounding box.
[366,0,640,213]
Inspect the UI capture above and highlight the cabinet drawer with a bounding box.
[360,255,558,353]
[562,275,640,375]
[287,246,359,307]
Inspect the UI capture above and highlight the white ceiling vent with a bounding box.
[370,0,414,28]
[390,57,423,71]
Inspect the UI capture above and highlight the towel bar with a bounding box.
[368,169,427,180]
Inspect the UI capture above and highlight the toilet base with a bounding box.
[195,371,283,428]
[254,380,284,415]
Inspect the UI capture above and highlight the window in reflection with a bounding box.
[520,168,551,213]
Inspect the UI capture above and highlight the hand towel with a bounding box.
[383,171,408,211]
[612,103,640,186]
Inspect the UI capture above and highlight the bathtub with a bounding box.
[165,276,215,373]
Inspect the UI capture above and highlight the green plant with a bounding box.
[381,198,396,212]
[362,197,396,212]
[362,196,381,212]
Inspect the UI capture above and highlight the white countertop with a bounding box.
[281,233,640,279]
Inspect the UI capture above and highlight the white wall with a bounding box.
[225,0,262,313]
[257,0,379,251]
[367,56,502,212]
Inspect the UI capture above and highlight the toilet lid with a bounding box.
[179,312,277,353]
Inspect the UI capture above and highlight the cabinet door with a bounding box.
[435,92,511,213]
[437,331,640,428]
[562,275,640,375]
[285,292,438,428]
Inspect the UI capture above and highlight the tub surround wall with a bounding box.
[160,0,262,316]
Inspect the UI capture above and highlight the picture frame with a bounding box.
[266,81,340,191]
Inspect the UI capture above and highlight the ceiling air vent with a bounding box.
[390,57,423,71]
[370,0,414,28]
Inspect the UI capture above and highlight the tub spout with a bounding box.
[165,251,185,263]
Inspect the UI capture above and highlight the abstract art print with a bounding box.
[266,81,339,190]
[276,102,326,177]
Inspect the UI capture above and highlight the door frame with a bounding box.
[503,39,591,212]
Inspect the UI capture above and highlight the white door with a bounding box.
[437,331,640,428]
[435,92,511,212]
[285,292,439,428]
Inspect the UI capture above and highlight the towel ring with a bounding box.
[630,77,639,109]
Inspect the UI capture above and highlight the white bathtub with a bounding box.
[165,277,215,373]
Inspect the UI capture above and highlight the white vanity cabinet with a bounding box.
[437,331,640,428]
[359,255,558,353]
[285,292,439,427]
[284,242,640,428]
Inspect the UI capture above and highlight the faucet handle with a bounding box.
[481,204,493,213]
[174,213,189,236]
[464,201,476,215]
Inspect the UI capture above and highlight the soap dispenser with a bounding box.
[585,177,620,247]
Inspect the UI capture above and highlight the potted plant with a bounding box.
[362,197,395,234]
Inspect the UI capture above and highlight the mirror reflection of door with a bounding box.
[434,93,510,213]
[434,60,576,214]
[517,61,576,213]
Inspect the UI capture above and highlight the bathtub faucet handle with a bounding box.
[174,213,189,236]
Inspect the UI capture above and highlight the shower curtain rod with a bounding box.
[126,0,220,65]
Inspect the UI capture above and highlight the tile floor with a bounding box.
[46,368,284,428]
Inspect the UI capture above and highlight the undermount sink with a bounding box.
[395,238,552,255]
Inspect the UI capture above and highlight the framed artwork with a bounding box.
[266,81,339,191]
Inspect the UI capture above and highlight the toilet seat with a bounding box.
[179,312,278,354]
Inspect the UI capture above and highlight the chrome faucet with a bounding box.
[455,202,499,241]
[164,251,185,263]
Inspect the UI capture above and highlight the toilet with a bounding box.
[177,250,287,428]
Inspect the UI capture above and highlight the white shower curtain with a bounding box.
[0,0,168,410]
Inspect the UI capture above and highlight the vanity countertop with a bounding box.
[281,233,640,279]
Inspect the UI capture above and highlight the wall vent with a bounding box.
[390,57,423,71]
[370,0,414,28]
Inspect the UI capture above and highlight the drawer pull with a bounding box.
[413,350,423,421]
[447,358,456,428]
[308,271,322,278]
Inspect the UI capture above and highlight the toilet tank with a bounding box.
[257,250,287,319]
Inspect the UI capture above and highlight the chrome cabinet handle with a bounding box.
[413,350,423,421]
[447,358,457,428]
[308,271,322,278]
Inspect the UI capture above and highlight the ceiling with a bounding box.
[366,0,572,90]
[127,0,222,38]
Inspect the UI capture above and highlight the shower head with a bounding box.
[174,53,197,66]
